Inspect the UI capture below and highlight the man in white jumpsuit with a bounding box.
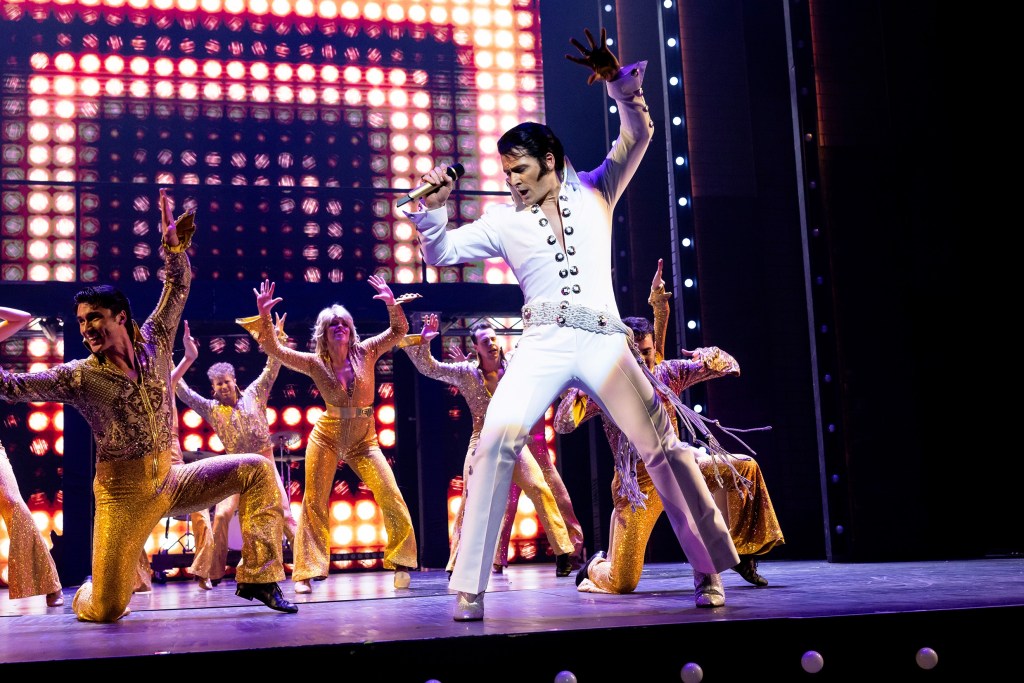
[406,28,739,621]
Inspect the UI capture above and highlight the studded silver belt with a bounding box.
[521,301,630,336]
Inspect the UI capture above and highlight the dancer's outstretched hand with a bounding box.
[447,345,471,363]
[566,27,621,85]
[254,279,283,317]
[182,320,199,362]
[368,274,396,306]
[370,274,422,306]
[651,258,668,294]
[159,188,195,247]
[420,313,440,342]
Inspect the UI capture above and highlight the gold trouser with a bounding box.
[492,482,521,570]
[589,457,785,593]
[494,431,585,565]
[73,452,284,622]
[293,415,417,581]
[187,507,215,579]
[133,505,213,591]
[588,462,664,593]
[208,449,298,580]
[0,450,61,599]
[446,431,575,573]
[697,455,785,557]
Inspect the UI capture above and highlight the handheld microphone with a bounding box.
[396,163,465,207]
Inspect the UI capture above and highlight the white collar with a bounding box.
[508,156,581,210]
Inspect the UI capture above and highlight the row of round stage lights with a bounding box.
[420,646,941,682]
[795,647,939,675]
[33,0,524,27]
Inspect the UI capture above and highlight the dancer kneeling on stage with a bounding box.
[0,189,296,621]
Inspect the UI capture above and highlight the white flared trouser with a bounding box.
[448,324,739,596]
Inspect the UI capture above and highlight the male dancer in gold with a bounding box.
[0,306,63,607]
[173,316,298,588]
[557,260,784,606]
[401,315,582,577]
[0,189,295,621]
[241,277,420,593]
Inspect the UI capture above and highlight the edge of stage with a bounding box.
[2,558,1020,681]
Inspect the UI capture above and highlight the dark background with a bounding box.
[538,0,1007,565]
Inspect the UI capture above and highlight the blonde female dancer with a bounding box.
[241,277,420,593]
[0,306,63,607]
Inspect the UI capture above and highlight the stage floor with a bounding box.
[2,557,1021,680]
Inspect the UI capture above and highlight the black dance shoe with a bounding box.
[236,582,299,613]
[555,553,574,577]
[733,555,769,587]
[575,550,607,587]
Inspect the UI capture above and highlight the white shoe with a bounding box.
[294,579,312,594]
[197,577,213,591]
[576,578,610,594]
[453,591,484,621]
[46,590,64,607]
[693,571,726,608]
[393,570,411,589]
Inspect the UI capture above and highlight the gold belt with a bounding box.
[325,405,374,418]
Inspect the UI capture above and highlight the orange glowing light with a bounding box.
[27,412,50,431]
[282,406,302,426]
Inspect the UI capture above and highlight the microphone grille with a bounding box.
[446,163,466,180]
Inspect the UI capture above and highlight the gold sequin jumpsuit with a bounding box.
[0,441,61,599]
[175,353,298,581]
[401,339,580,572]
[241,305,417,581]
[0,236,285,622]
[554,287,784,593]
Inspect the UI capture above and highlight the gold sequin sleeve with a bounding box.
[250,352,283,403]
[657,347,741,395]
[0,360,84,406]
[648,284,671,365]
[553,388,602,434]
[360,304,410,365]
[401,339,474,386]
[239,313,322,380]
[174,378,217,422]
[143,247,192,359]
[401,339,490,435]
